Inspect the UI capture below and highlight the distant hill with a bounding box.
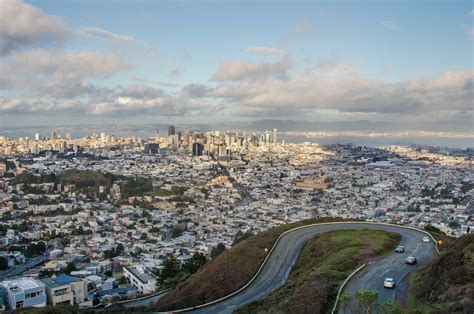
[408,233,473,313]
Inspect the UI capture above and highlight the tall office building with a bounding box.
[168,125,176,136]
[34,133,40,141]
[101,132,106,142]
[192,143,204,156]
[273,128,278,144]
[51,131,57,140]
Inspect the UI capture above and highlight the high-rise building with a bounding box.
[273,128,278,144]
[101,132,106,142]
[34,133,40,141]
[192,143,204,156]
[168,125,176,136]
[51,131,57,140]
[144,143,160,154]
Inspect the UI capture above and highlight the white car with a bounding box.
[384,278,395,289]
[422,236,430,243]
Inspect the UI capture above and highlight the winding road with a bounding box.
[185,223,436,313]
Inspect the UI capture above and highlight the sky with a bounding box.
[0,0,473,129]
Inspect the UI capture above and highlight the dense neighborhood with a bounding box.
[0,128,472,311]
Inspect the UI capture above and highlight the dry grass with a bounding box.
[408,233,474,313]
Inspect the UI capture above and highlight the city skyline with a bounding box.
[0,0,473,129]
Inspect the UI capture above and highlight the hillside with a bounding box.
[152,217,355,311]
[408,233,473,313]
[235,229,401,314]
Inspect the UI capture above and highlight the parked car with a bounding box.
[384,278,395,289]
[422,236,430,243]
[405,256,417,265]
[395,245,405,253]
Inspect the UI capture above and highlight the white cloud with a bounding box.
[0,0,69,54]
[210,57,292,81]
[208,67,473,118]
[0,49,131,98]
[77,27,136,42]
[381,20,399,30]
[246,46,286,56]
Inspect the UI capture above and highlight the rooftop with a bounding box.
[41,274,81,288]
[1,277,44,292]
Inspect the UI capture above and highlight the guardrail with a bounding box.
[149,222,442,312]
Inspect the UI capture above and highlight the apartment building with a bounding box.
[0,277,46,310]
[123,265,157,294]
[41,274,87,306]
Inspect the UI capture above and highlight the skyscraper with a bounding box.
[168,125,176,136]
[34,133,40,141]
[273,128,278,144]
[192,143,204,156]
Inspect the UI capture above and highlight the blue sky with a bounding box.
[1,0,473,128]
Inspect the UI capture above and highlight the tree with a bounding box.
[210,243,226,259]
[182,252,207,274]
[171,226,184,238]
[448,221,461,229]
[65,262,77,274]
[159,255,181,284]
[0,256,8,270]
[375,300,404,314]
[338,293,352,313]
[354,290,379,314]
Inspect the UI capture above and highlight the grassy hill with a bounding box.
[236,229,401,314]
[151,217,357,311]
[408,233,473,313]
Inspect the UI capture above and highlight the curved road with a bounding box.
[185,223,436,314]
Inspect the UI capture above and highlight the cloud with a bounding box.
[169,67,185,77]
[132,77,180,88]
[246,46,286,56]
[88,84,219,116]
[181,84,210,98]
[0,97,79,114]
[280,20,314,44]
[0,0,69,55]
[381,20,399,30]
[0,49,131,98]
[3,68,472,123]
[210,57,292,81]
[76,27,136,42]
[208,66,473,118]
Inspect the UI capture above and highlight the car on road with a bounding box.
[395,245,405,253]
[384,278,395,289]
[405,256,417,265]
[422,236,430,243]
